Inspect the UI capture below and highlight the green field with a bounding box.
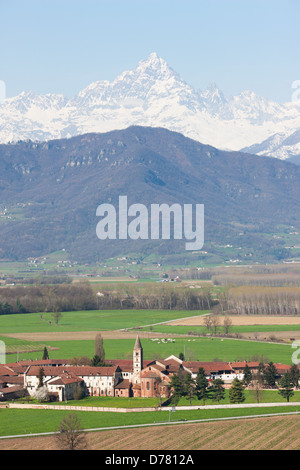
[0,306,296,365]
[4,336,294,365]
[15,396,161,408]
[12,389,300,408]
[0,335,54,356]
[1,406,300,438]
[0,309,208,334]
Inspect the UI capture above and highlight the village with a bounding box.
[0,336,296,403]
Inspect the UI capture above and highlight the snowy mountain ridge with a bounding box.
[1,52,300,159]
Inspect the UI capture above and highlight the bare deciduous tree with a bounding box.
[249,372,265,404]
[55,414,88,450]
[51,311,63,326]
[210,315,220,335]
[203,315,213,334]
[223,316,233,335]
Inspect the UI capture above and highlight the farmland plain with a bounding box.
[2,414,299,450]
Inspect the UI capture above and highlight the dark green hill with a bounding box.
[0,126,299,263]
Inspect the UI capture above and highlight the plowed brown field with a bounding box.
[1,415,300,450]
[169,315,300,326]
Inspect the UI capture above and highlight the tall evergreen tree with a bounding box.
[210,378,225,404]
[278,372,294,402]
[42,347,49,360]
[264,362,277,389]
[195,367,209,405]
[38,367,45,388]
[243,364,252,386]
[229,378,245,403]
[91,355,104,367]
[168,373,183,405]
[2,302,11,314]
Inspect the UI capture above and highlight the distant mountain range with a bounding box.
[1,53,300,162]
[0,126,299,263]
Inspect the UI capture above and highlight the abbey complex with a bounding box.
[0,336,293,402]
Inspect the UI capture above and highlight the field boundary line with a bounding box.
[120,312,211,331]
[7,401,300,412]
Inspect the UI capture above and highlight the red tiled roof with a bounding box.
[149,363,166,372]
[105,359,154,372]
[274,363,292,371]
[49,376,83,386]
[115,379,131,389]
[230,362,260,369]
[0,376,24,385]
[0,365,18,376]
[5,365,28,374]
[141,370,161,379]
[0,386,25,395]
[26,365,118,378]
[132,383,141,390]
[163,359,182,367]
[5,359,68,367]
[70,366,118,377]
[183,361,233,373]
[104,360,134,372]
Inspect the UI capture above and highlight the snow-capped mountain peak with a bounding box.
[1,52,300,161]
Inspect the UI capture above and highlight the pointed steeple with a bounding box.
[134,335,142,350]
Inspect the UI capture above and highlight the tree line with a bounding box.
[0,283,96,314]
[168,362,299,406]
[225,286,300,315]
[0,283,215,314]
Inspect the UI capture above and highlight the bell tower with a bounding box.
[133,335,143,377]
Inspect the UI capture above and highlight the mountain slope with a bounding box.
[1,53,300,156]
[0,126,299,263]
[242,129,300,163]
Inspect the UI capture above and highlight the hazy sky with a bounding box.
[1,0,300,102]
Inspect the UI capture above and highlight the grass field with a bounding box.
[12,389,300,408]
[1,406,300,438]
[15,396,161,408]
[0,309,209,334]
[3,335,294,364]
[0,335,55,356]
[0,307,297,365]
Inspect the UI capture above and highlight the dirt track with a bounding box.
[1,330,175,342]
[1,415,300,450]
[238,330,300,342]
